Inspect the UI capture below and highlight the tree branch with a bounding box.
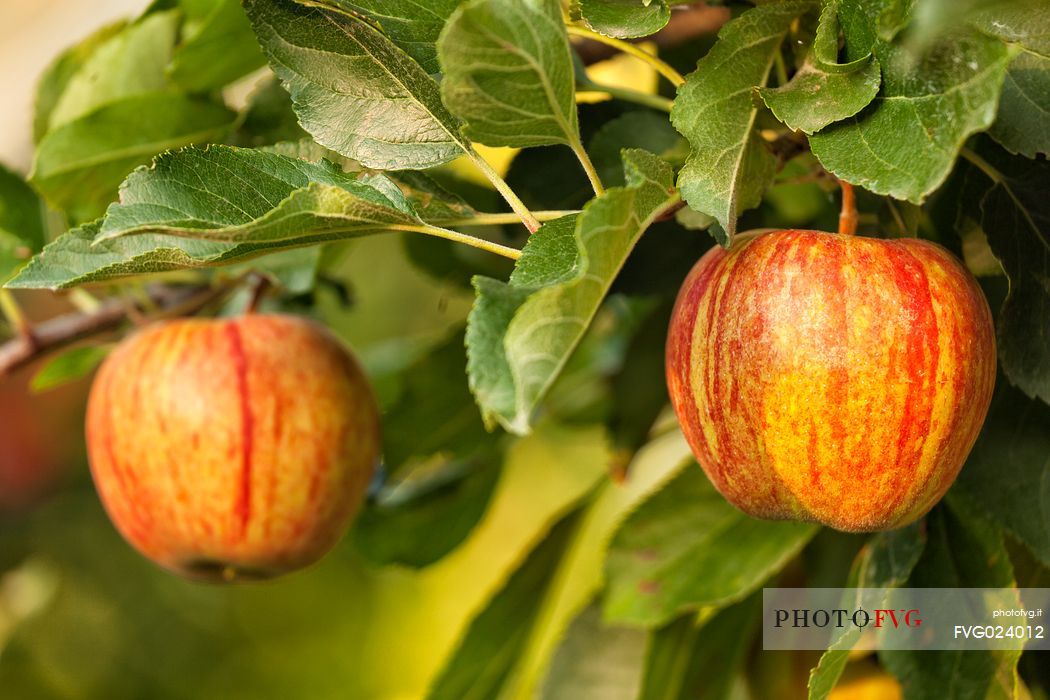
[0,282,239,377]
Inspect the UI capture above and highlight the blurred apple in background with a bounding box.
[0,364,87,512]
[0,292,94,513]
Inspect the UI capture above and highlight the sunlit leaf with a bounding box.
[604,465,818,627]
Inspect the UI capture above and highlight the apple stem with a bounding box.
[838,181,858,236]
[245,274,273,315]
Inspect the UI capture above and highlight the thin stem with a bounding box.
[838,180,858,236]
[440,210,579,227]
[773,49,789,87]
[571,141,606,196]
[960,147,1002,184]
[567,24,686,87]
[466,148,541,233]
[392,224,522,261]
[68,288,102,314]
[578,82,674,112]
[245,273,272,315]
[885,199,911,238]
[0,288,33,340]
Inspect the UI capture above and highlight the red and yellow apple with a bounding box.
[666,230,996,532]
[86,314,380,580]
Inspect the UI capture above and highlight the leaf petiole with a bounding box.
[571,141,606,196]
[959,147,1003,184]
[0,288,33,340]
[438,211,580,227]
[392,224,522,261]
[465,148,542,233]
[566,24,686,87]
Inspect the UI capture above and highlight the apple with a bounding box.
[666,230,996,532]
[85,314,380,581]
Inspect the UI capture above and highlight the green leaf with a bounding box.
[353,457,501,568]
[538,605,646,700]
[836,0,880,63]
[10,145,492,290]
[0,163,42,287]
[167,0,267,91]
[426,509,584,700]
[30,345,114,393]
[570,0,671,40]
[303,0,460,74]
[32,21,127,143]
[438,0,581,149]
[879,499,1020,700]
[759,2,882,135]
[956,381,1050,568]
[45,11,179,131]
[93,147,420,246]
[989,49,1050,157]
[466,149,679,434]
[970,0,1050,58]
[638,597,760,700]
[807,525,926,700]
[672,1,815,245]
[390,171,478,224]
[603,465,818,627]
[244,0,469,170]
[957,141,1050,402]
[427,429,693,700]
[498,432,693,699]
[809,28,1011,203]
[7,153,376,288]
[30,92,236,222]
[589,111,684,188]
[4,220,270,290]
[381,329,496,474]
[247,246,322,294]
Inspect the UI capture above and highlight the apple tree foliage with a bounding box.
[0,0,1049,697]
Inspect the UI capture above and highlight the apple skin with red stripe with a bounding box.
[85,314,380,581]
[666,230,996,532]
